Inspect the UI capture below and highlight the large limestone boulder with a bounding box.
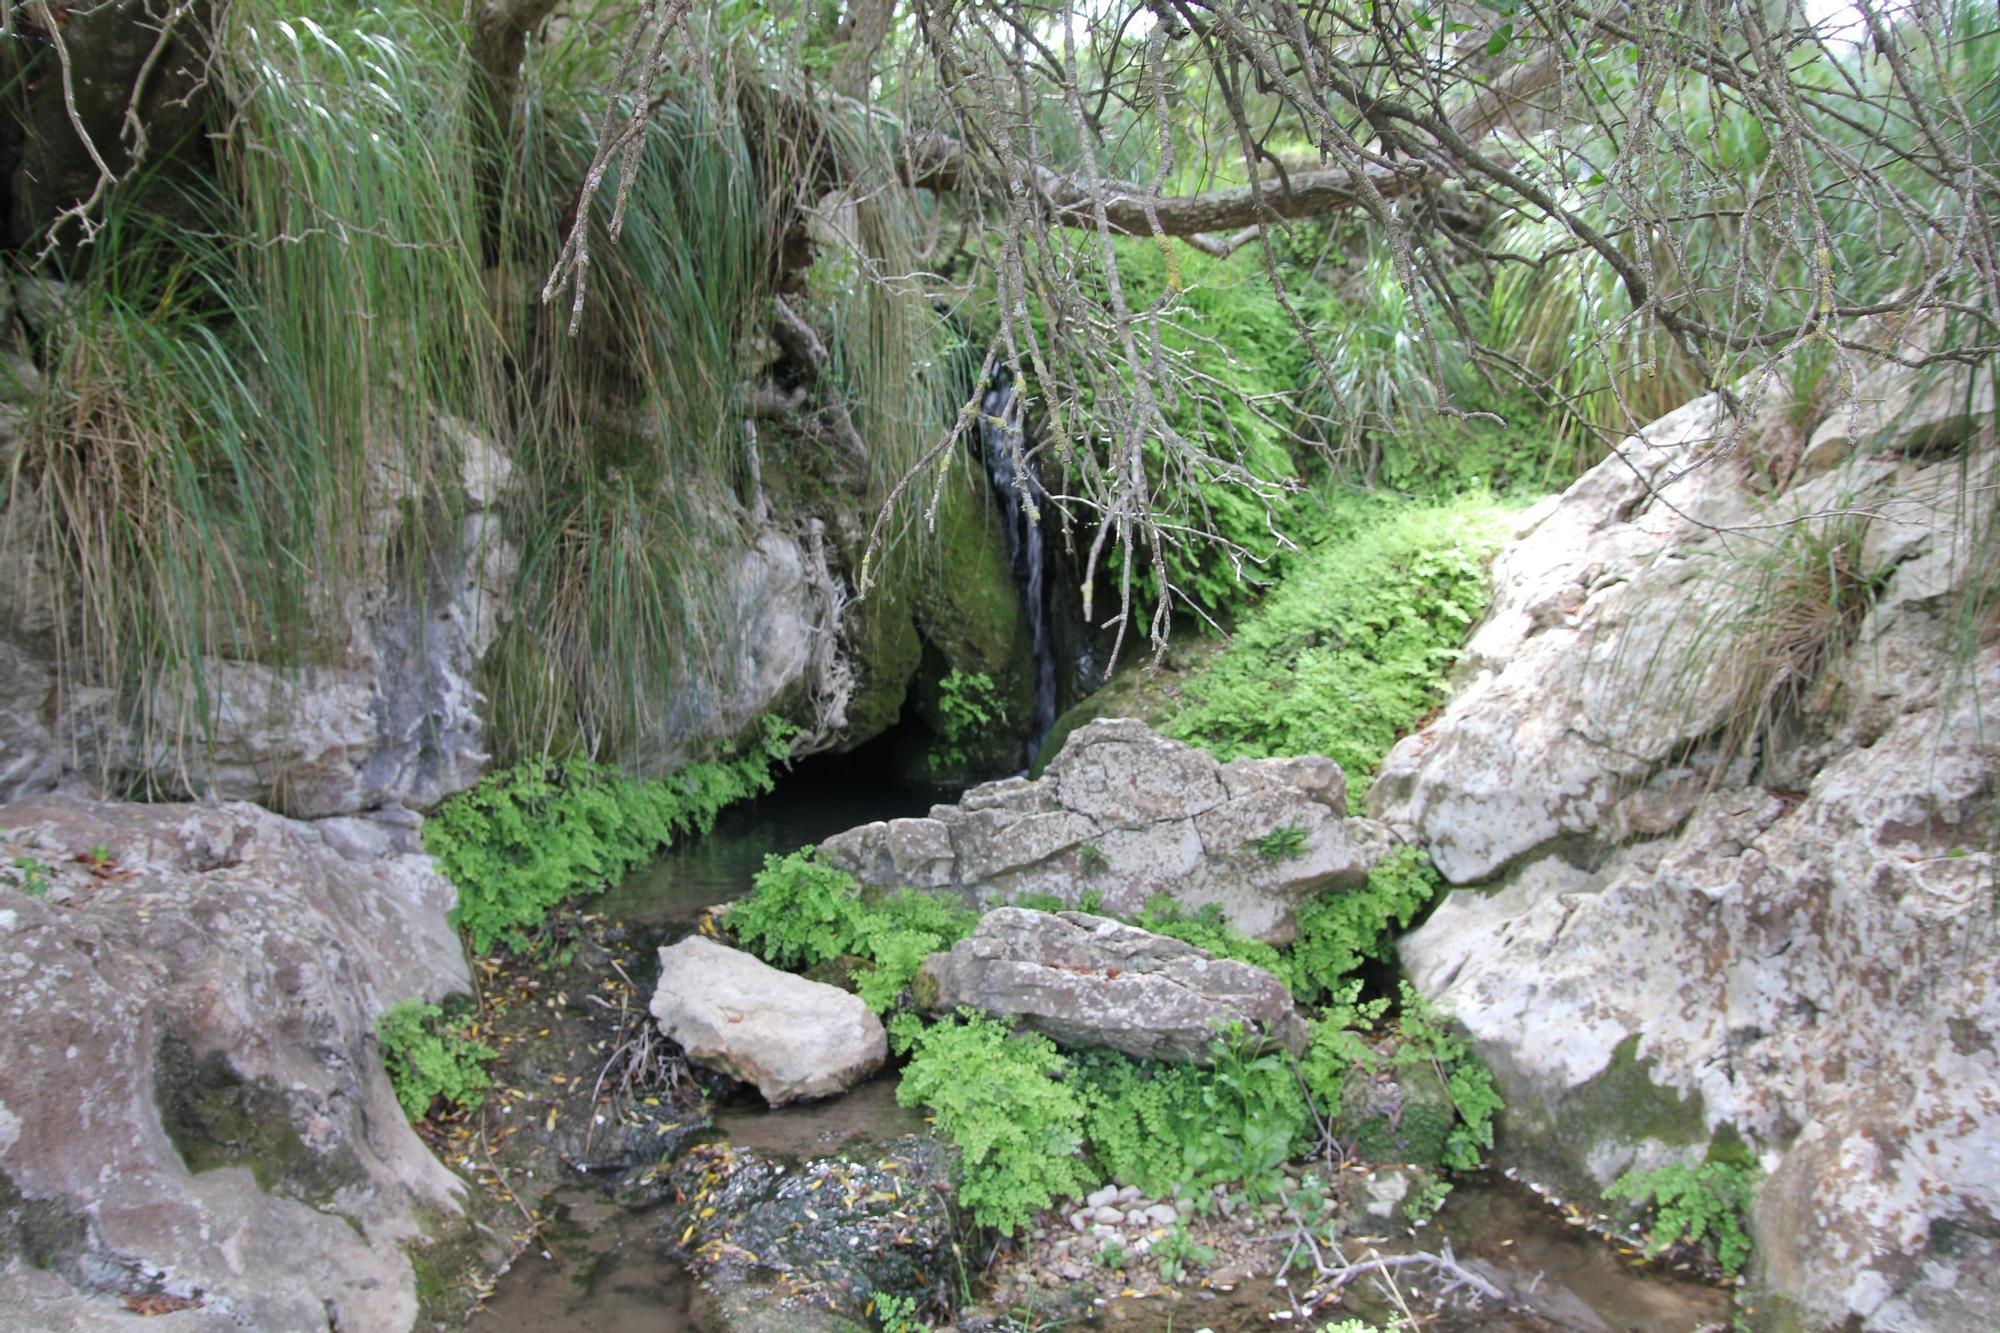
[916,907,1306,1061]
[651,937,887,1106]
[0,794,470,1332]
[1377,361,2000,1329]
[822,718,1394,943]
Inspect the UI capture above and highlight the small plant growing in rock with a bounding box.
[933,669,1005,771]
[8,855,52,898]
[1254,822,1308,864]
[377,1000,498,1122]
[870,1291,922,1333]
[1076,842,1108,876]
[1152,1223,1216,1284]
[1095,1236,1128,1269]
[1606,1159,1759,1275]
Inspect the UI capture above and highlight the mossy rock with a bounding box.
[839,585,924,744]
[1338,1057,1460,1168]
[910,471,1034,725]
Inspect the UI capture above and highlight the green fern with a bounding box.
[377,1000,497,1121]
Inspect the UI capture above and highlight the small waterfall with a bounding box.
[977,377,1059,764]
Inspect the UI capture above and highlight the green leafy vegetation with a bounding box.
[1253,822,1309,864]
[377,1000,498,1122]
[932,668,1007,772]
[424,717,794,953]
[1167,495,1510,807]
[1074,1032,1309,1203]
[728,851,980,1013]
[1606,1160,1760,1276]
[1284,848,1444,1005]
[890,1011,1097,1233]
[6,856,52,899]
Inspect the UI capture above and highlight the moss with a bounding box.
[911,471,1034,724]
[1574,1035,1710,1150]
[839,584,924,743]
[405,1206,493,1330]
[153,1032,365,1207]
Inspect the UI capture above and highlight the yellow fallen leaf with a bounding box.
[545,1106,558,1132]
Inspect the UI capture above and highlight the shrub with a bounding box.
[729,851,979,1012]
[934,669,1006,771]
[377,1000,497,1121]
[1075,1032,1309,1202]
[424,717,793,954]
[1167,494,1508,808]
[1286,847,1443,1004]
[891,1012,1097,1232]
[1606,1160,1759,1275]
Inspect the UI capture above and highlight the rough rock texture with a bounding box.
[0,416,517,817]
[1375,352,2000,1330]
[822,718,1393,943]
[661,1135,957,1332]
[916,907,1306,1061]
[0,794,470,1332]
[651,937,887,1106]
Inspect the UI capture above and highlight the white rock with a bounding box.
[650,936,886,1106]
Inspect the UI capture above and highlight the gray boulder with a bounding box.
[1378,361,2000,1329]
[915,907,1305,1062]
[651,937,887,1106]
[0,793,469,1332]
[822,718,1394,943]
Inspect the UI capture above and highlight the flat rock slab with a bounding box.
[652,937,886,1106]
[917,907,1305,1062]
[821,718,1394,944]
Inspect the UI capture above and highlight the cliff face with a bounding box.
[1373,348,2000,1330]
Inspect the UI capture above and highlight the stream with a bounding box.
[468,770,1732,1333]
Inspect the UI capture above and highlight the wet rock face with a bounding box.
[661,1135,959,1331]
[0,794,469,1331]
[651,937,887,1106]
[1377,360,2000,1330]
[916,907,1306,1062]
[821,718,1394,944]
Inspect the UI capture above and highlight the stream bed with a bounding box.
[466,769,1733,1333]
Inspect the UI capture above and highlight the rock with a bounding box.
[1086,1184,1120,1209]
[0,794,469,1332]
[1143,1203,1179,1228]
[662,1135,956,1331]
[823,719,1394,943]
[915,907,1306,1061]
[1093,1206,1126,1226]
[1379,362,2000,1329]
[651,937,886,1106]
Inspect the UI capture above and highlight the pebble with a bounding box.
[1070,1210,1091,1233]
[1086,1184,1120,1209]
[1057,1260,1085,1281]
[1144,1202,1179,1227]
[1116,1184,1145,1204]
[1093,1206,1126,1226]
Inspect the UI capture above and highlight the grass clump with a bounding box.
[425,717,794,954]
[1167,494,1509,807]
[377,1000,498,1122]
[1606,1159,1759,1275]
[727,851,980,1012]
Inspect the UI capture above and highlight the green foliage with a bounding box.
[1606,1160,1760,1275]
[425,718,792,954]
[1152,1223,1217,1284]
[932,669,1006,771]
[1286,847,1444,1005]
[892,1012,1097,1233]
[1135,896,1292,986]
[870,1290,922,1333]
[7,856,52,899]
[1076,843,1108,876]
[1168,494,1508,807]
[1253,822,1308,864]
[1298,983,1500,1173]
[729,851,979,1012]
[377,1000,497,1122]
[1075,1033,1309,1203]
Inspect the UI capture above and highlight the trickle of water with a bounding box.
[978,376,1059,763]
